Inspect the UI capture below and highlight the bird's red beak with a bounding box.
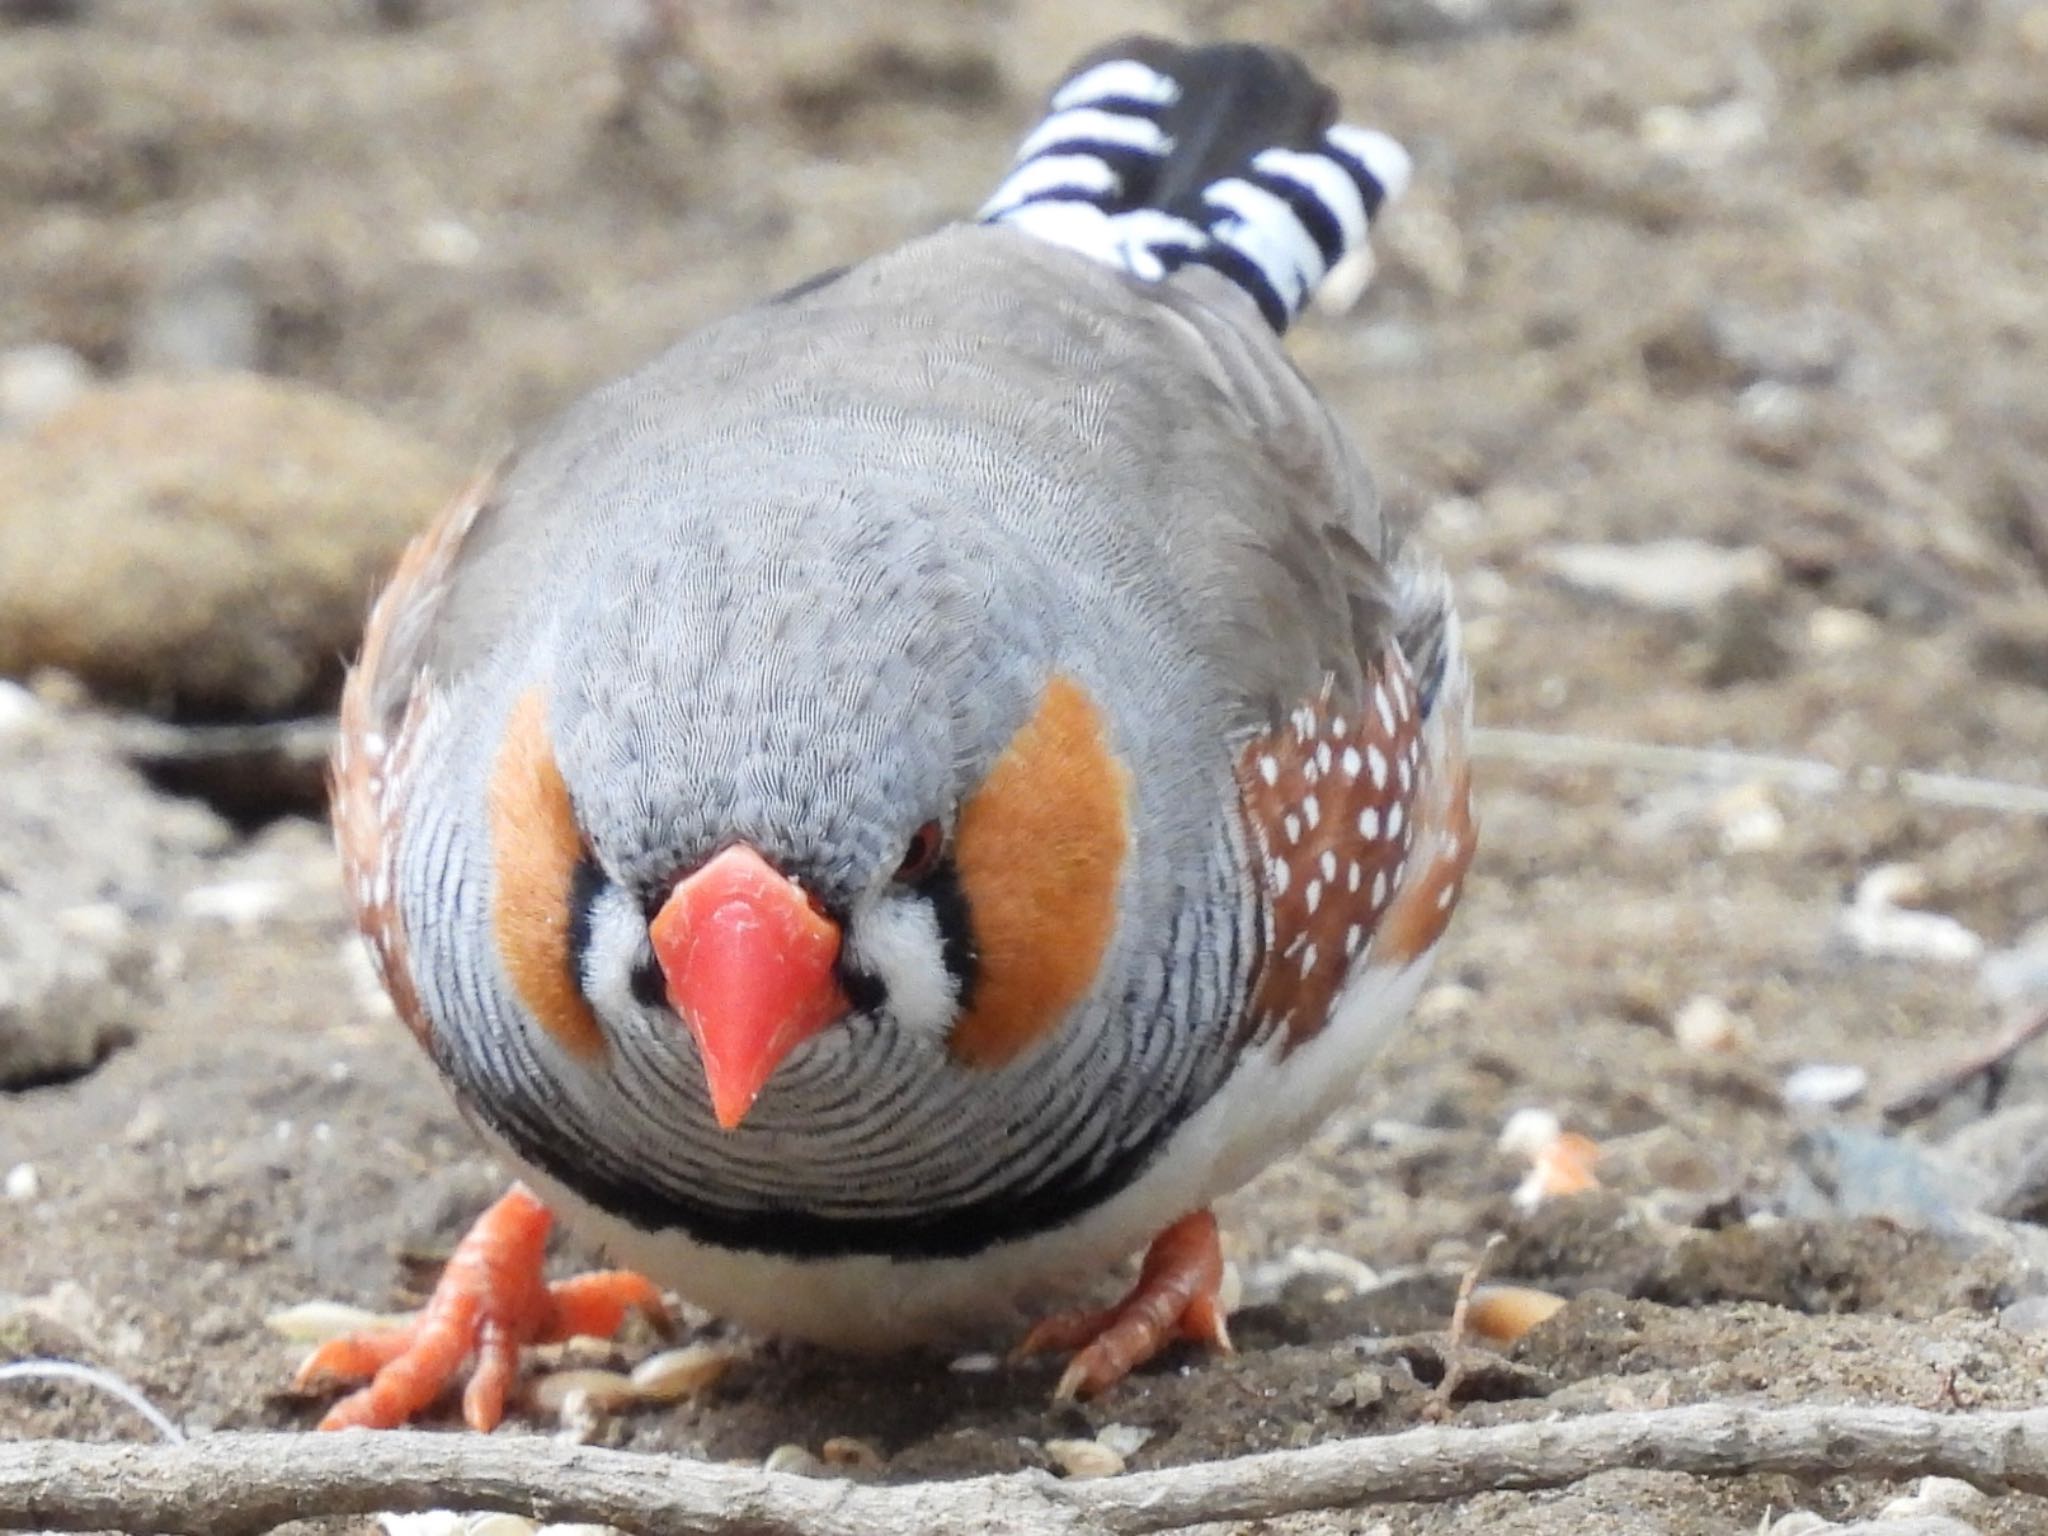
[648,845,850,1131]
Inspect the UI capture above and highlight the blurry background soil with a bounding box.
[3,1,2048,1532]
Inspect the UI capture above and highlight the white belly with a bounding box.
[493,952,1438,1351]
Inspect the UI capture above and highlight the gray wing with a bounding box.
[407,224,1423,735]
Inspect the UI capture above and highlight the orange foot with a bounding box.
[1014,1208,1233,1401]
[294,1183,669,1431]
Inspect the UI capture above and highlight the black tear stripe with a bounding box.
[565,852,606,998]
[919,857,980,1015]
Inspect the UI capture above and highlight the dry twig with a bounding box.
[1883,1006,2048,1128]
[1425,1232,1503,1419]
[1472,727,2048,817]
[8,1405,2048,1535]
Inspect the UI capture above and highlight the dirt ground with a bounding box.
[4,1,2048,1532]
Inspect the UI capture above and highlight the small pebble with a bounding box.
[764,1444,825,1477]
[1044,1438,1126,1479]
[180,879,292,930]
[1997,1293,2048,1337]
[4,1163,39,1201]
[1709,782,1786,854]
[0,343,90,429]
[1783,1062,1870,1110]
[947,1351,1000,1373]
[1808,606,1882,654]
[1497,1107,1563,1160]
[1879,1476,1991,1518]
[1672,995,1753,1056]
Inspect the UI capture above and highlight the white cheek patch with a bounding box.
[579,884,662,1039]
[846,895,961,1042]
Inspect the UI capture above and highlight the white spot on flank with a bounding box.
[1283,814,1302,845]
[1319,850,1338,882]
[1315,742,1332,773]
[1299,944,1318,977]
[1305,880,1322,914]
[1303,794,1321,830]
[1437,884,1456,909]
[1358,807,1379,839]
[1258,754,1279,786]
[1398,756,1413,793]
[1342,746,1362,780]
[1268,858,1290,895]
[1346,861,1362,892]
[1372,869,1388,906]
[1375,684,1396,736]
[1332,717,1349,737]
[1387,803,1406,838]
[1367,746,1388,789]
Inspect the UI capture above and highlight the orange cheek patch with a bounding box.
[947,674,1131,1069]
[487,688,607,1061]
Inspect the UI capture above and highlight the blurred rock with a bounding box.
[0,375,462,718]
[1969,602,2048,688]
[1354,0,1573,46]
[131,247,263,375]
[1535,538,1781,616]
[1643,302,1854,393]
[1783,1124,1993,1232]
[1942,1104,2048,1223]
[0,0,85,21]
[1812,0,1980,78]
[1688,589,1794,687]
[1,703,229,1088]
[1980,925,2048,1012]
[0,344,91,431]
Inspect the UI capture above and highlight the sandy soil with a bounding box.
[3,2,2047,1532]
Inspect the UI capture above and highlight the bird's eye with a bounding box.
[893,820,946,885]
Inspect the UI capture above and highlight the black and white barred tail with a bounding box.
[980,37,1410,332]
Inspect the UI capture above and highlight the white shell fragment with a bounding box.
[530,1369,639,1415]
[629,1343,735,1401]
[1782,1062,1870,1111]
[1044,1438,1127,1479]
[264,1300,412,1342]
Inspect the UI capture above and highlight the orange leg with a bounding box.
[294,1183,670,1431]
[1014,1209,1234,1401]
